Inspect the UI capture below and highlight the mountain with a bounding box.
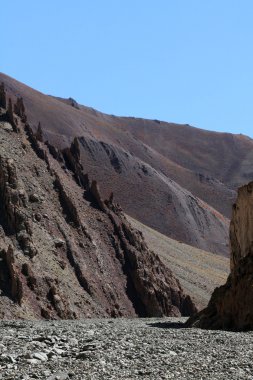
[187,181,253,330]
[0,89,196,319]
[0,74,243,255]
[1,73,253,256]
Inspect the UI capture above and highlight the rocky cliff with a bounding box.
[186,181,253,330]
[0,86,196,319]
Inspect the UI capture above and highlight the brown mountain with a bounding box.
[0,88,196,319]
[1,72,253,256]
[186,181,253,330]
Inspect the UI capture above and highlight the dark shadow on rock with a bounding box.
[147,321,187,329]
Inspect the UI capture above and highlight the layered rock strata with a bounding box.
[186,181,253,330]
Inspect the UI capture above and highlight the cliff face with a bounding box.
[186,182,253,330]
[0,89,196,319]
[230,182,253,270]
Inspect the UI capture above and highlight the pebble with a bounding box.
[29,193,40,202]
[33,352,48,361]
[54,238,65,248]
[0,318,252,379]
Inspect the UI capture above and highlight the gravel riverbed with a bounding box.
[0,318,252,380]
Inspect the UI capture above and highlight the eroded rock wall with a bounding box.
[230,182,253,270]
[186,181,253,330]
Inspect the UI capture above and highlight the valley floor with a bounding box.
[0,318,251,380]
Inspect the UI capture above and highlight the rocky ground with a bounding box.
[0,318,252,380]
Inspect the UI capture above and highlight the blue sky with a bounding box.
[2,1,253,137]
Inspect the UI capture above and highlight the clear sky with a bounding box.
[2,1,253,137]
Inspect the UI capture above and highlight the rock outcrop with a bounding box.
[0,90,197,319]
[186,181,253,330]
[0,245,23,305]
[14,97,27,123]
[0,82,6,109]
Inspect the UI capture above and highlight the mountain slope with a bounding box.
[127,216,229,309]
[0,95,196,319]
[1,73,253,255]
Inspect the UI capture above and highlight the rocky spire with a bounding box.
[14,97,27,122]
[35,122,43,142]
[7,98,15,126]
[0,82,6,109]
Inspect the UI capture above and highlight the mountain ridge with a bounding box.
[1,72,253,255]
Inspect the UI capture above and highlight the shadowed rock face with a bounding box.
[0,90,196,319]
[186,182,253,330]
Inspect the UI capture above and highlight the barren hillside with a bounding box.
[127,216,229,309]
[0,89,196,319]
[2,73,251,255]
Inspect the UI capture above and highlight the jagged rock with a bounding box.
[0,154,38,259]
[0,94,196,319]
[70,137,81,161]
[62,138,89,189]
[6,98,18,132]
[68,97,79,109]
[14,97,26,123]
[25,123,50,167]
[21,263,37,290]
[0,155,24,233]
[90,180,106,212]
[35,122,43,142]
[45,140,61,161]
[0,82,6,109]
[229,182,253,270]
[0,246,23,304]
[53,175,81,228]
[186,181,253,330]
[62,139,197,317]
[107,207,197,317]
